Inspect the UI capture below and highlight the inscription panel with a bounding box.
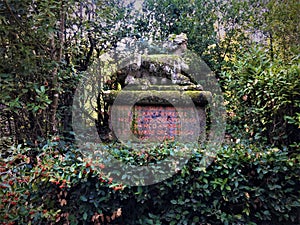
[134,105,180,141]
[112,105,205,142]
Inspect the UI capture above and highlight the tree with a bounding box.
[137,0,262,76]
[219,0,300,147]
[264,0,300,60]
[140,0,216,55]
[0,0,135,144]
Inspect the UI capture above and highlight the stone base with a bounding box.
[106,89,210,143]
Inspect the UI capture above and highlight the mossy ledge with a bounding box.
[141,54,181,65]
[103,90,212,106]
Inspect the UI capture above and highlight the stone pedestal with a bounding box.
[104,87,211,143]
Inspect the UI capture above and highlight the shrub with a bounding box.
[220,46,300,147]
[0,139,124,225]
[0,139,299,225]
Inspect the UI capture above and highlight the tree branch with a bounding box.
[3,0,50,54]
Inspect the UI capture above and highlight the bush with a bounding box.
[220,46,300,147]
[1,139,299,225]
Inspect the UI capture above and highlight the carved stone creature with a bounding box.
[121,33,198,88]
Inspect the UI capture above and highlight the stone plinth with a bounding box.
[104,88,211,143]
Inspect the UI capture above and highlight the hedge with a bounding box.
[0,138,299,225]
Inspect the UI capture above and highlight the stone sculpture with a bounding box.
[119,33,203,90]
[100,34,210,143]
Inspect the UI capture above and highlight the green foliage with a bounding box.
[0,139,124,225]
[139,0,264,75]
[221,46,300,147]
[1,141,299,224]
[0,0,135,142]
[141,0,216,55]
[1,1,299,224]
[264,0,300,59]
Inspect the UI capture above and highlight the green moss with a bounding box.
[103,90,211,106]
[184,91,212,103]
[142,54,180,65]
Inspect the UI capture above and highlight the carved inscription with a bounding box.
[112,104,202,142]
[133,105,180,141]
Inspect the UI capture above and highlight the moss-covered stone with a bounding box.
[141,54,181,65]
[103,90,211,106]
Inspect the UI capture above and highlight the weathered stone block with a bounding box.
[106,89,210,143]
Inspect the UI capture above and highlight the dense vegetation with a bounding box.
[0,0,299,224]
[1,141,299,224]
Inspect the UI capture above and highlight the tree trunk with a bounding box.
[49,1,65,135]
